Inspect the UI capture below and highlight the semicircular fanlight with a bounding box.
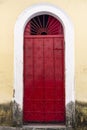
[24,15,63,35]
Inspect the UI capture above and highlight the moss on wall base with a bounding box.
[75,101,87,127]
[12,101,22,127]
[0,101,22,127]
[0,102,13,126]
[0,101,87,129]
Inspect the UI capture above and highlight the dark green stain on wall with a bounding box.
[75,101,87,127]
[0,102,13,126]
[0,101,87,129]
[0,101,22,127]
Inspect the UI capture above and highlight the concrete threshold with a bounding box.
[0,126,74,130]
[23,124,66,130]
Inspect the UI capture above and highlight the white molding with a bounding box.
[14,3,75,123]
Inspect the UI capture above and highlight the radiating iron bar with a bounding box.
[48,17,56,25]
[43,15,45,27]
[48,22,59,33]
[31,28,37,32]
[46,17,50,28]
[48,28,60,33]
[48,20,59,28]
[33,18,41,28]
[31,22,39,30]
[31,24,39,30]
[27,24,30,29]
[47,18,56,28]
[47,29,59,34]
[38,16,42,28]
[47,31,58,35]
[46,16,55,28]
[31,21,40,30]
[48,26,59,33]
[48,21,60,31]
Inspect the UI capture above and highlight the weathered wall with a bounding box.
[0,0,87,128]
[0,0,87,103]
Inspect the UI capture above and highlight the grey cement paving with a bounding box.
[0,126,22,130]
[0,126,74,130]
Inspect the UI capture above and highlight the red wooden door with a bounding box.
[23,35,65,123]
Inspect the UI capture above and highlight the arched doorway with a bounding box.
[14,4,74,126]
[23,14,65,124]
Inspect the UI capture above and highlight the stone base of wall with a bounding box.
[75,101,87,127]
[23,127,73,130]
[0,100,87,130]
[0,102,13,126]
[0,126,74,130]
[0,126,87,130]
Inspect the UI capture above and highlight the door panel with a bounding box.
[23,36,65,123]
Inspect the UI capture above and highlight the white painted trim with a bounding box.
[14,3,74,124]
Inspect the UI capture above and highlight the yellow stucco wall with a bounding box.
[0,0,87,103]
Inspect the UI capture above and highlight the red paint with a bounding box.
[23,15,65,124]
[24,15,63,35]
[23,36,65,123]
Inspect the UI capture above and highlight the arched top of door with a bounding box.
[24,14,64,35]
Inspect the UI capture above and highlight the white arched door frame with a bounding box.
[14,4,75,126]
